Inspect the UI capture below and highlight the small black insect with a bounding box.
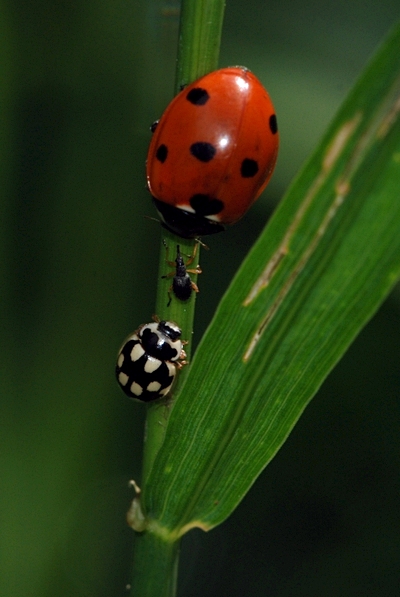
[162,241,202,306]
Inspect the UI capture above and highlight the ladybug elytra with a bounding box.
[146,67,279,238]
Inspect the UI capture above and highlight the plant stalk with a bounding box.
[130,531,180,597]
[129,0,226,594]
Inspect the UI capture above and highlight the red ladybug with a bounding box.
[146,67,279,238]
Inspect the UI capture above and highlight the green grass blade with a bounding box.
[144,21,400,537]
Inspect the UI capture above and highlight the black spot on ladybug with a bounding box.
[156,144,168,163]
[186,87,210,106]
[190,194,224,216]
[269,114,278,134]
[190,142,216,162]
[150,120,159,133]
[241,158,259,178]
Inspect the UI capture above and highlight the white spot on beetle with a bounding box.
[147,381,162,392]
[118,372,129,386]
[205,213,221,223]
[144,356,162,373]
[166,361,176,377]
[130,381,143,396]
[131,343,145,362]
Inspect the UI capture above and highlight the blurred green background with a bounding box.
[1,1,400,595]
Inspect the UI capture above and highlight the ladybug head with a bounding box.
[153,198,225,239]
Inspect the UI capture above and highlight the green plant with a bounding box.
[128,2,400,594]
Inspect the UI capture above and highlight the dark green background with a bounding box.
[1,1,399,595]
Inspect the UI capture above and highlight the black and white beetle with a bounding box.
[116,317,187,402]
[162,241,202,306]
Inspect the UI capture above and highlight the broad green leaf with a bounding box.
[144,21,400,539]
